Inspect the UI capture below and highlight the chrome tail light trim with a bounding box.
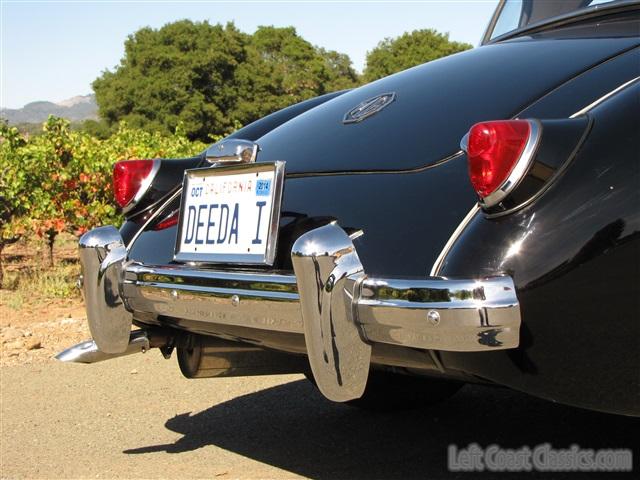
[122,159,161,214]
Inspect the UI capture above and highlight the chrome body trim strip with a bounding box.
[429,203,480,277]
[125,188,183,250]
[570,75,640,118]
[123,159,161,214]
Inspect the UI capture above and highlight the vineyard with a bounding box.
[0,116,207,289]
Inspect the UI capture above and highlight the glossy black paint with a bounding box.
[485,117,591,215]
[129,36,639,275]
[120,91,349,244]
[123,9,640,415]
[128,156,478,276]
[438,83,640,415]
[227,90,348,142]
[519,45,639,119]
[255,22,639,173]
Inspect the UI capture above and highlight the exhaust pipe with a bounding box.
[57,329,308,377]
[55,330,150,364]
[177,336,308,378]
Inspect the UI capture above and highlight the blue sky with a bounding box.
[1,0,498,109]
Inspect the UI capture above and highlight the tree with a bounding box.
[233,26,359,123]
[93,22,360,142]
[29,117,78,268]
[75,119,112,139]
[31,118,208,267]
[318,48,361,92]
[93,21,248,142]
[363,29,472,83]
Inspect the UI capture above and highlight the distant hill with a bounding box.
[1,94,98,124]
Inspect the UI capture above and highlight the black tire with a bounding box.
[305,370,463,411]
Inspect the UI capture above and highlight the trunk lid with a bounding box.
[256,36,639,173]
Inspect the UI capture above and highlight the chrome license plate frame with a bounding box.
[174,161,285,266]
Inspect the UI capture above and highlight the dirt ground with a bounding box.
[2,351,639,479]
[1,294,639,480]
[1,236,88,366]
[1,242,638,479]
[0,299,88,367]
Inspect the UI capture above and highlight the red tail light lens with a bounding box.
[152,210,179,231]
[113,159,155,208]
[467,120,531,199]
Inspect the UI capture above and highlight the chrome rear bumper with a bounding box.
[75,223,521,401]
[123,257,520,353]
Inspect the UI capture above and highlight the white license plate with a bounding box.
[174,161,285,265]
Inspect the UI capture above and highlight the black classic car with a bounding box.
[58,0,640,416]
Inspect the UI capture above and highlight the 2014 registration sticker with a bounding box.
[174,161,285,265]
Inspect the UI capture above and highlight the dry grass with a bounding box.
[1,233,81,310]
[1,262,81,308]
[1,235,87,365]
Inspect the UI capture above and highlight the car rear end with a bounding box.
[58,3,640,413]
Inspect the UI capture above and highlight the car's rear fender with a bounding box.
[437,81,640,416]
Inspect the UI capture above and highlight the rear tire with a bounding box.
[305,370,463,411]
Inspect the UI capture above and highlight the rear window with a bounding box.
[488,0,626,40]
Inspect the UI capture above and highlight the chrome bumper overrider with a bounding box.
[78,226,133,353]
[75,223,521,401]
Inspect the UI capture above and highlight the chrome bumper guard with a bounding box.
[78,223,521,402]
[78,226,133,354]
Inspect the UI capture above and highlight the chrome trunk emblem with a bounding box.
[343,92,396,124]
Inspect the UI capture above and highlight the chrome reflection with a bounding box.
[56,330,149,364]
[291,222,372,402]
[122,253,521,355]
[78,226,133,353]
[358,276,520,351]
[73,223,521,397]
[499,214,536,268]
[205,139,258,164]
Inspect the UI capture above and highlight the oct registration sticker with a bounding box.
[174,161,284,265]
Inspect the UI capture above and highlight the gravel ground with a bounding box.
[2,345,638,479]
[1,315,90,367]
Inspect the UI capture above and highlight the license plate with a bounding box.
[174,161,285,265]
